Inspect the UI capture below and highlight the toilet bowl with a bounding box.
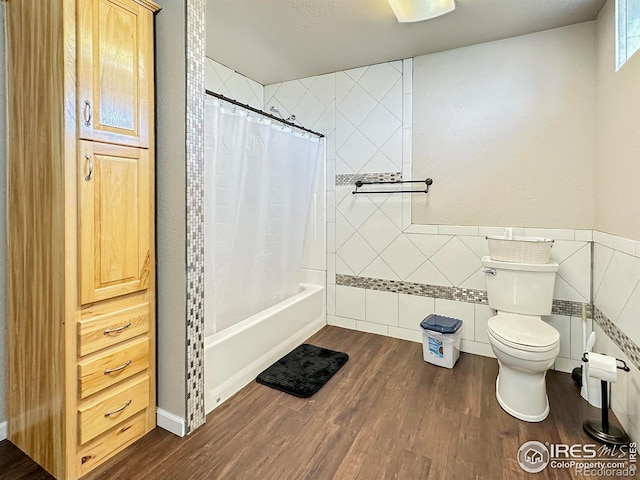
[481,256,560,422]
[487,313,560,422]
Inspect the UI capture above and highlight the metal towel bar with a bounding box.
[352,178,433,194]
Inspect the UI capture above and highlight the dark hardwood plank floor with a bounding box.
[1,326,632,480]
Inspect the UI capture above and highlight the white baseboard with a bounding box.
[461,339,495,358]
[156,408,185,437]
[0,420,7,441]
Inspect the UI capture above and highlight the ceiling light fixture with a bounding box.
[387,0,455,23]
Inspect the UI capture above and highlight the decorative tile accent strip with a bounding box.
[336,274,488,305]
[185,0,206,434]
[552,299,593,318]
[335,172,402,187]
[594,307,640,371]
[336,274,591,319]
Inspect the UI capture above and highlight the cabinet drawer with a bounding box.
[78,411,148,476]
[78,375,149,445]
[78,337,149,399]
[78,303,149,356]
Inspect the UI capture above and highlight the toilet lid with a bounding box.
[488,313,559,351]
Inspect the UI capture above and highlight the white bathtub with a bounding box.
[204,280,326,414]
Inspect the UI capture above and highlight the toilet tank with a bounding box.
[481,256,558,315]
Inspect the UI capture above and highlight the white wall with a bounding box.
[595,0,640,242]
[0,3,7,432]
[155,0,188,429]
[412,23,597,229]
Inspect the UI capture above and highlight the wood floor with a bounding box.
[1,326,628,480]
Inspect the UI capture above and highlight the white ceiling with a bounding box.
[206,0,606,86]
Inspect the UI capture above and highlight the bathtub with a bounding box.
[204,280,326,414]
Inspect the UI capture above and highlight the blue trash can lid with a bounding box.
[420,314,463,334]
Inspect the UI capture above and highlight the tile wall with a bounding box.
[185,0,206,434]
[264,60,592,374]
[592,231,640,441]
[205,58,264,109]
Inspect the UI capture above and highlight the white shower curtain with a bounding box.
[204,98,322,335]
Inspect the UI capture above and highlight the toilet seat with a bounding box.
[488,313,559,353]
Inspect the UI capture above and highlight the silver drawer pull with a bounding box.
[483,268,497,275]
[104,399,132,417]
[103,322,132,335]
[104,360,132,375]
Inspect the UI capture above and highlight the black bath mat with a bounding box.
[256,344,349,398]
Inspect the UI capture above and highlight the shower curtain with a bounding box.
[204,98,322,335]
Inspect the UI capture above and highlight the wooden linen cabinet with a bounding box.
[6,0,160,479]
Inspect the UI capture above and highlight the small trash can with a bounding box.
[420,314,463,369]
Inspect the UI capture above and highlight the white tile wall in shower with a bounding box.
[380,236,426,280]
[406,260,450,287]
[547,315,571,359]
[336,192,379,230]
[429,237,480,287]
[399,294,435,330]
[388,326,422,343]
[338,232,378,275]
[326,284,336,316]
[327,314,356,330]
[336,63,403,174]
[358,210,401,254]
[264,73,336,133]
[473,304,493,345]
[205,58,263,109]
[365,289,399,326]
[361,258,400,281]
[356,319,389,336]
[335,285,365,320]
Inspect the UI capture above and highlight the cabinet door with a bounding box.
[77,0,152,148]
[79,141,150,304]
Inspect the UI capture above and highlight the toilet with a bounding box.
[481,256,560,422]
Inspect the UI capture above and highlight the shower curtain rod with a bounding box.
[205,90,325,138]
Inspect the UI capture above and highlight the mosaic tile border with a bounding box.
[335,172,402,187]
[594,307,640,371]
[336,274,487,304]
[185,0,206,434]
[552,299,593,318]
[335,274,591,319]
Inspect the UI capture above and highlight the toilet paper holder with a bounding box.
[580,352,631,446]
[581,352,630,372]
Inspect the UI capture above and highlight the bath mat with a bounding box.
[256,344,349,398]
